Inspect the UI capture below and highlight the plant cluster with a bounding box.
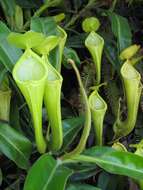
[0,0,143,190]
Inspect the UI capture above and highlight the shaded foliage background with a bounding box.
[0,0,143,189]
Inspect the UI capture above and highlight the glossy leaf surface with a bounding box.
[24,154,72,190]
[108,12,132,52]
[0,21,22,71]
[67,183,101,190]
[0,122,32,169]
[70,146,143,180]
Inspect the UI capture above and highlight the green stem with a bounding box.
[34,4,49,17]
[61,59,91,160]
[65,0,97,28]
[110,0,117,12]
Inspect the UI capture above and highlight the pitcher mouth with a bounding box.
[46,62,62,82]
[121,61,140,80]
[13,49,48,84]
[85,31,104,47]
[89,91,106,111]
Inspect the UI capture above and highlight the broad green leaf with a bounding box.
[8,31,45,49]
[66,183,101,190]
[108,12,132,52]
[62,116,84,151]
[70,146,143,180]
[0,21,22,71]
[0,122,32,169]
[48,165,73,190]
[63,47,81,69]
[104,35,121,71]
[31,17,58,36]
[24,154,73,190]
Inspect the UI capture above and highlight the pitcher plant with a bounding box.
[85,31,104,85]
[42,55,63,151]
[12,49,48,153]
[113,61,142,139]
[89,90,107,145]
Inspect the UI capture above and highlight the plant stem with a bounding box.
[65,0,97,28]
[23,4,49,30]
[61,59,91,160]
[110,0,117,12]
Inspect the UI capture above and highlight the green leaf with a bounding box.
[97,171,126,190]
[0,0,15,17]
[0,21,10,36]
[108,12,132,52]
[0,21,22,71]
[43,0,62,7]
[63,47,81,69]
[66,33,86,49]
[7,31,45,49]
[31,17,67,71]
[104,35,121,71]
[15,0,39,9]
[0,63,7,85]
[62,116,84,151]
[66,183,101,190]
[31,17,58,36]
[0,122,32,169]
[47,165,73,190]
[70,146,143,180]
[69,162,97,181]
[10,98,21,132]
[15,5,23,30]
[24,154,73,190]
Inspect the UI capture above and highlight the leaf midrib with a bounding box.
[43,161,59,190]
[0,132,28,163]
[74,155,143,178]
